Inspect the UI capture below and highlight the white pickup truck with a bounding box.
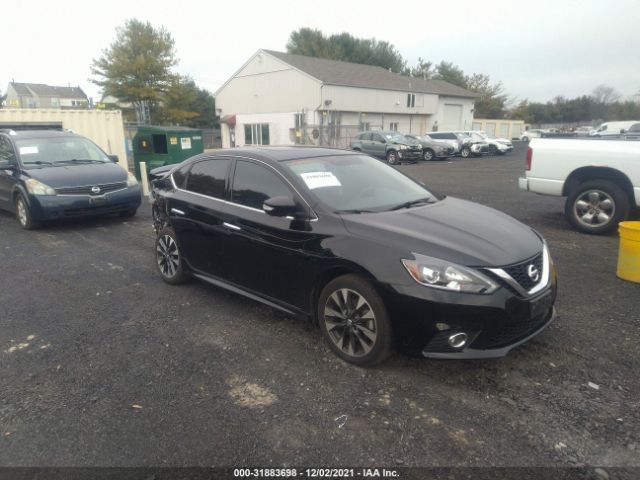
[519,138,640,234]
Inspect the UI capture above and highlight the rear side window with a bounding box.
[231,160,292,210]
[185,159,230,199]
[0,136,17,164]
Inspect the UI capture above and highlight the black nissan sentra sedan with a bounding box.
[0,129,141,229]
[150,147,557,366]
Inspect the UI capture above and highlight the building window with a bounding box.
[244,123,270,145]
[294,113,305,129]
[359,122,370,132]
[389,122,399,132]
[407,93,415,108]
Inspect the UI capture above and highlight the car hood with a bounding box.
[341,197,542,267]
[24,162,127,188]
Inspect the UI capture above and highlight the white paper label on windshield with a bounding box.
[19,146,39,155]
[300,171,341,189]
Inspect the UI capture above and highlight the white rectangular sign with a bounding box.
[300,171,342,189]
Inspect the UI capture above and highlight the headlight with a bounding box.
[402,253,499,294]
[397,145,408,150]
[127,171,139,187]
[25,178,56,196]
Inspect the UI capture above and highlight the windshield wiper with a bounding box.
[54,159,104,164]
[387,197,434,211]
[337,208,378,214]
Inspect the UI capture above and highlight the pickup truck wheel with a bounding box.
[386,150,399,165]
[565,180,630,235]
[460,147,471,158]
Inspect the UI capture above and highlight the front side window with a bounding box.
[231,160,292,210]
[172,164,191,189]
[0,137,17,164]
[285,155,436,213]
[244,123,270,145]
[185,159,230,199]
[16,136,111,168]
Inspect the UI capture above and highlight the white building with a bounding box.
[214,50,478,149]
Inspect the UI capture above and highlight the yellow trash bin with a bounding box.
[617,221,640,283]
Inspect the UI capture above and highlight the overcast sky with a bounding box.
[3,0,639,104]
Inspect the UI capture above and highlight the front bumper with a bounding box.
[397,149,422,161]
[28,186,142,221]
[383,265,558,359]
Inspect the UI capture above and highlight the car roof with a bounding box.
[204,146,361,163]
[0,129,81,140]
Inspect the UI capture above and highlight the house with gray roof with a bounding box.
[214,49,478,148]
[5,82,88,109]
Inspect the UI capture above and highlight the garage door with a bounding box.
[442,104,463,131]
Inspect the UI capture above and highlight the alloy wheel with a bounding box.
[17,198,28,227]
[157,234,180,278]
[573,190,615,228]
[424,150,434,161]
[323,288,377,358]
[387,151,398,165]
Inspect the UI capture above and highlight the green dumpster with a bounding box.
[132,126,204,180]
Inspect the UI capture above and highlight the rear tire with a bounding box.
[15,194,40,230]
[155,227,190,284]
[488,144,497,155]
[565,179,630,235]
[318,274,392,366]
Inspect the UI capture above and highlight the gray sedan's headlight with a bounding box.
[25,178,56,196]
[127,171,139,187]
[402,253,499,294]
[397,144,409,150]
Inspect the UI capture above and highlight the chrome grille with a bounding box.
[56,182,127,196]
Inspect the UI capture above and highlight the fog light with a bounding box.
[435,323,450,331]
[447,332,468,349]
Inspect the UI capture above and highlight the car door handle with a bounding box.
[223,222,241,231]
[171,208,185,216]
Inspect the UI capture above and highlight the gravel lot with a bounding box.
[0,144,638,473]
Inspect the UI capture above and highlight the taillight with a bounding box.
[525,146,533,171]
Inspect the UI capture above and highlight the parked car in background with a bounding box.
[464,131,514,155]
[520,129,545,142]
[589,121,640,138]
[0,129,141,229]
[575,126,594,137]
[350,131,422,165]
[455,132,490,157]
[405,134,455,160]
[151,147,557,365]
[621,122,640,140]
[425,132,461,155]
[519,138,640,234]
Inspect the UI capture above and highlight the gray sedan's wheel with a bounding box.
[386,150,399,165]
[318,274,392,366]
[155,227,190,284]
[460,147,471,158]
[423,149,435,161]
[15,194,40,230]
[565,180,630,235]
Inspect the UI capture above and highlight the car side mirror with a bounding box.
[108,155,119,163]
[0,160,14,170]
[263,196,303,218]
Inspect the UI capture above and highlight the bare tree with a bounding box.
[591,84,621,104]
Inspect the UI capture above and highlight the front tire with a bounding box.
[423,149,435,161]
[488,145,497,155]
[386,150,399,165]
[565,180,630,235]
[318,274,392,366]
[460,147,471,158]
[155,227,190,284]
[15,194,40,230]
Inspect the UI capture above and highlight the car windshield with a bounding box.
[383,133,407,143]
[284,155,437,213]
[415,135,433,141]
[17,137,111,168]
